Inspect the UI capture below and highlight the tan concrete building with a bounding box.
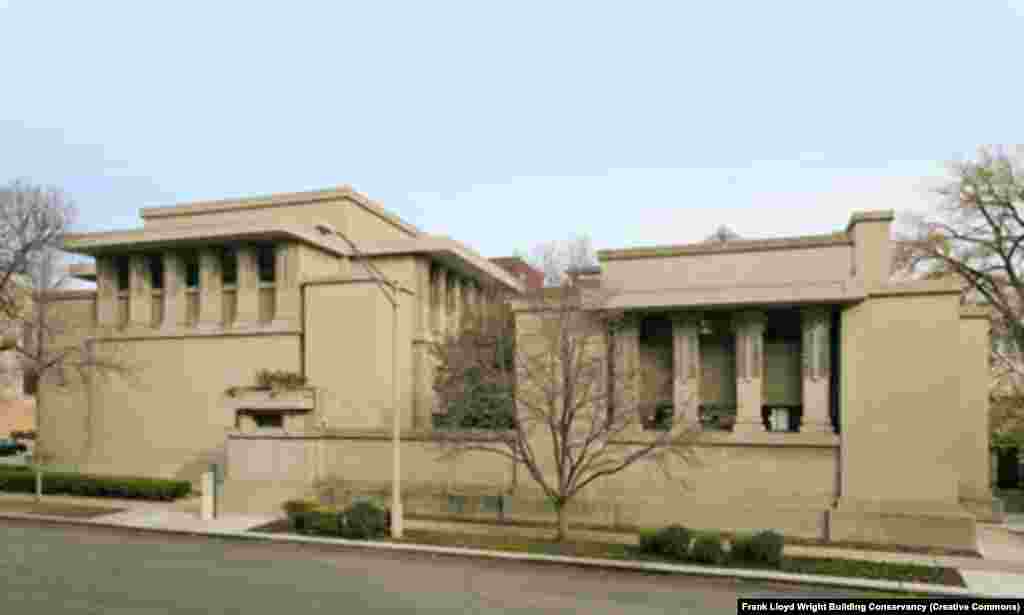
[43,187,995,551]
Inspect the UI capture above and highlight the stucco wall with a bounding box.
[956,315,993,506]
[41,332,301,481]
[224,433,838,538]
[345,201,417,242]
[303,275,418,432]
[37,291,303,480]
[297,244,346,281]
[839,291,966,506]
[601,244,856,310]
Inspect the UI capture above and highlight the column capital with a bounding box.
[669,311,702,326]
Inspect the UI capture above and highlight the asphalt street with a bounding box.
[0,520,891,614]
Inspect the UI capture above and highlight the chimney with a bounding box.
[846,210,895,292]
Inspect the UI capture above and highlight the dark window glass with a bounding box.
[221,248,238,286]
[149,255,164,290]
[257,245,275,283]
[184,253,200,288]
[253,413,283,429]
[115,256,131,291]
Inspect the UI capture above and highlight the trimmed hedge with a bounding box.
[638,525,692,561]
[691,532,726,565]
[731,530,784,567]
[288,501,390,540]
[0,468,191,501]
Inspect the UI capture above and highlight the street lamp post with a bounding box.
[329,231,404,539]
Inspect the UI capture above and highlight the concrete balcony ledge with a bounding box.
[91,322,302,341]
[607,428,838,448]
[694,430,839,448]
[224,388,315,412]
[223,427,838,448]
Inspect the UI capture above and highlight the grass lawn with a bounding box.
[0,499,122,518]
[252,521,964,589]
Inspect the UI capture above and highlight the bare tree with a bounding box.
[894,146,1024,450]
[431,277,699,541]
[704,225,742,243]
[0,179,129,462]
[529,235,598,287]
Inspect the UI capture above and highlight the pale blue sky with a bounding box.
[1,1,1021,258]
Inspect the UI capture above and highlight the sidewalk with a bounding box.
[1,493,1021,598]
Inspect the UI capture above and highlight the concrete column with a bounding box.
[235,245,260,328]
[801,306,832,433]
[671,313,701,425]
[613,314,641,421]
[162,252,184,331]
[273,243,301,327]
[201,471,214,521]
[464,281,477,324]
[128,254,152,328]
[95,255,118,329]
[198,248,222,330]
[437,267,449,338]
[450,275,463,333]
[418,261,432,338]
[733,310,766,434]
[474,281,485,317]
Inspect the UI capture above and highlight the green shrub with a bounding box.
[286,501,390,539]
[340,501,389,539]
[313,510,343,536]
[638,524,692,560]
[691,532,726,565]
[748,530,784,566]
[729,533,756,563]
[0,468,191,500]
[730,530,784,567]
[638,529,660,553]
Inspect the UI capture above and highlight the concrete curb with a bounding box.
[0,511,1001,598]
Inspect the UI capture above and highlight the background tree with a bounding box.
[529,235,598,287]
[703,225,742,243]
[893,146,1024,483]
[432,240,699,541]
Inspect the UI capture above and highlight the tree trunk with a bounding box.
[555,505,569,542]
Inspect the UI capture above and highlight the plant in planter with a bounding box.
[643,401,675,431]
[227,370,310,398]
[699,405,736,431]
[255,369,308,391]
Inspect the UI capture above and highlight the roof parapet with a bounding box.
[846,210,895,233]
[598,232,851,261]
[140,185,421,237]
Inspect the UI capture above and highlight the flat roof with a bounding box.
[598,232,852,261]
[63,226,522,293]
[350,236,524,293]
[140,185,421,237]
[63,221,352,257]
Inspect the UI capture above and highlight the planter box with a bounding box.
[225,388,316,434]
